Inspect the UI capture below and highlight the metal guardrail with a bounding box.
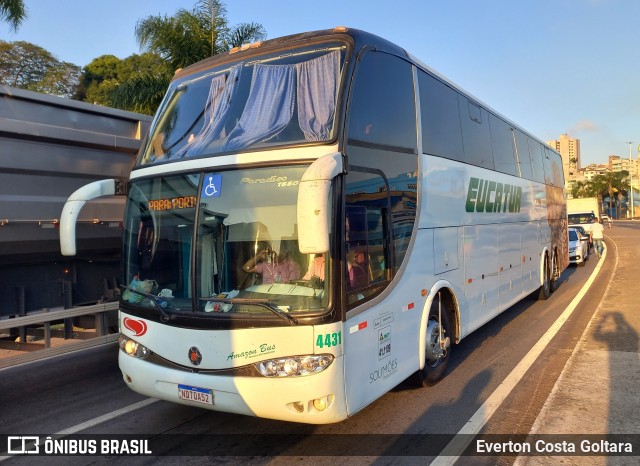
[0,302,119,370]
[0,334,120,370]
[0,302,119,331]
[0,302,118,331]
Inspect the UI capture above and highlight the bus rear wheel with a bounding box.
[414,300,452,386]
[538,254,552,300]
[550,253,558,293]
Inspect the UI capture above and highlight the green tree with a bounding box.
[77,53,170,108]
[0,0,26,31]
[0,40,80,98]
[135,0,265,70]
[570,180,589,199]
[36,62,82,97]
[587,170,630,218]
[106,72,170,115]
[76,54,121,103]
[111,0,265,114]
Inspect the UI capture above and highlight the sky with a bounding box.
[2,0,640,166]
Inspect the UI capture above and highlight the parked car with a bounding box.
[571,225,592,251]
[568,227,589,266]
[568,211,598,243]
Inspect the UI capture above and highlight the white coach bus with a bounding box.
[60,27,568,424]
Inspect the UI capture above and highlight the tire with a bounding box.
[579,249,587,266]
[538,254,551,300]
[549,252,559,293]
[414,299,452,386]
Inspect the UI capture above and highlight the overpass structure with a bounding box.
[0,85,152,317]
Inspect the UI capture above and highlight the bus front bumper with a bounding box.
[119,351,348,424]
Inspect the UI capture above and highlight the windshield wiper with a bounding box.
[204,297,298,325]
[124,287,173,322]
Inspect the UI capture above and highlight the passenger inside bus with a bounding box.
[242,241,301,284]
[345,207,369,290]
[347,248,367,289]
[303,254,325,281]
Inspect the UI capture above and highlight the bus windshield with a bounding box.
[122,165,331,319]
[139,42,346,165]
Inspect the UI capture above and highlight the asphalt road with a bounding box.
[0,244,610,465]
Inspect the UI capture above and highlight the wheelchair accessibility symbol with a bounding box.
[201,174,222,198]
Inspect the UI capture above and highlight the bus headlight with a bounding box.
[256,354,334,377]
[119,335,151,359]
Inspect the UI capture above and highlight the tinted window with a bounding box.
[529,139,546,184]
[459,96,494,170]
[513,130,533,180]
[344,170,391,308]
[489,113,517,176]
[345,51,418,308]
[347,51,417,152]
[419,71,464,161]
[544,147,564,187]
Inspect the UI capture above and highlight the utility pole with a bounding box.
[628,142,635,219]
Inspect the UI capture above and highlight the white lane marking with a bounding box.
[56,398,159,435]
[431,246,608,465]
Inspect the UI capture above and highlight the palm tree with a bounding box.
[111,0,265,114]
[135,0,265,69]
[587,170,630,218]
[0,0,26,31]
[570,180,588,199]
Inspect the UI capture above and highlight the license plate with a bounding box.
[178,384,214,406]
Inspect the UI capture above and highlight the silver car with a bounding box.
[568,227,589,266]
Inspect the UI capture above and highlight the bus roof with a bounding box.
[171,26,558,159]
[174,27,408,79]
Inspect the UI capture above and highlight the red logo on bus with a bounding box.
[123,317,148,336]
[188,347,202,366]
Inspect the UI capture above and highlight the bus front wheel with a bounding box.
[415,300,452,386]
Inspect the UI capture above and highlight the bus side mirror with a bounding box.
[60,179,117,256]
[297,153,344,254]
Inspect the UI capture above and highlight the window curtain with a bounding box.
[172,65,242,159]
[223,63,296,151]
[296,50,340,141]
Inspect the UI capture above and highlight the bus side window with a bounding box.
[418,70,464,162]
[529,139,546,184]
[344,184,390,306]
[458,96,494,170]
[514,129,534,180]
[345,206,369,291]
[489,113,518,177]
[543,147,564,188]
[346,51,417,153]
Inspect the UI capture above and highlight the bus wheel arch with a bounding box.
[414,283,458,386]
